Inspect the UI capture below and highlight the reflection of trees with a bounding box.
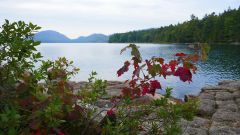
[199,45,240,79]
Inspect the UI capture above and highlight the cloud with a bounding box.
[0,0,239,38]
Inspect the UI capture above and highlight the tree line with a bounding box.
[109,7,240,43]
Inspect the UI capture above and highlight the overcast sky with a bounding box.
[0,0,239,38]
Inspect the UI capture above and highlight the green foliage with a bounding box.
[0,106,21,135]
[78,71,107,104]
[109,7,240,43]
[0,20,42,85]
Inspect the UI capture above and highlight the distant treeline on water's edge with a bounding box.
[109,7,240,44]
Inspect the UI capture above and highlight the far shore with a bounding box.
[40,42,240,45]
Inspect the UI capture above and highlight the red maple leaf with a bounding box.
[107,109,114,116]
[161,64,169,78]
[174,67,192,82]
[117,61,130,77]
[158,58,164,65]
[176,53,186,57]
[150,80,161,90]
[145,80,161,96]
[141,84,150,96]
[169,60,177,72]
[117,68,124,77]
[145,60,152,68]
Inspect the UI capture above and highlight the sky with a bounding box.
[0,0,239,38]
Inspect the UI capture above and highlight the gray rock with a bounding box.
[215,92,234,101]
[95,99,113,108]
[105,88,122,98]
[212,109,240,123]
[233,91,240,99]
[183,80,240,135]
[92,108,108,123]
[218,80,240,90]
[209,126,238,135]
[202,85,228,91]
[198,99,216,116]
[216,100,238,112]
[211,121,240,129]
[236,98,240,106]
[201,85,237,92]
[181,117,211,129]
[218,80,236,86]
[182,127,208,135]
[199,92,215,100]
[131,94,155,105]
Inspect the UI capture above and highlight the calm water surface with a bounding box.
[37,43,240,99]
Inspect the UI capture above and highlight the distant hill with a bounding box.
[34,30,109,43]
[72,34,109,43]
[109,7,240,43]
[34,30,71,43]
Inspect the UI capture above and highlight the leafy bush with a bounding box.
[0,20,42,86]
[0,20,208,135]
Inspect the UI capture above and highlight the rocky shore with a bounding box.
[181,80,240,135]
[69,80,240,135]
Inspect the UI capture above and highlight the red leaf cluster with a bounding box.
[169,60,177,72]
[118,44,202,104]
[174,67,192,82]
[141,83,150,96]
[141,80,161,96]
[176,53,186,57]
[161,64,169,78]
[150,80,161,90]
[117,61,130,77]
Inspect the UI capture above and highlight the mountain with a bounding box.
[109,7,240,43]
[34,30,71,43]
[34,30,109,43]
[73,34,109,43]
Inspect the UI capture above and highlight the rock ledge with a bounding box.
[182,80,240,135]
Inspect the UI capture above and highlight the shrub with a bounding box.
[0,20,42,86]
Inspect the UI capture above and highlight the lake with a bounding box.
[37,43,240,99]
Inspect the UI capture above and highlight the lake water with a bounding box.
[37,43,240,99]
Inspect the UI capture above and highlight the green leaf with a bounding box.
[120,44,142,62]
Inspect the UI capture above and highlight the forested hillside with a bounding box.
[109,7,240,43]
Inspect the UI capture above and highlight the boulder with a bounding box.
[209,126,239,135]
[218,80,240,90]
[197,99,216,116]
[198,92,215,100]
[215,92,235,101]
[212,109,240,123]
[181,117,210,135]
[216,100,238,112]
